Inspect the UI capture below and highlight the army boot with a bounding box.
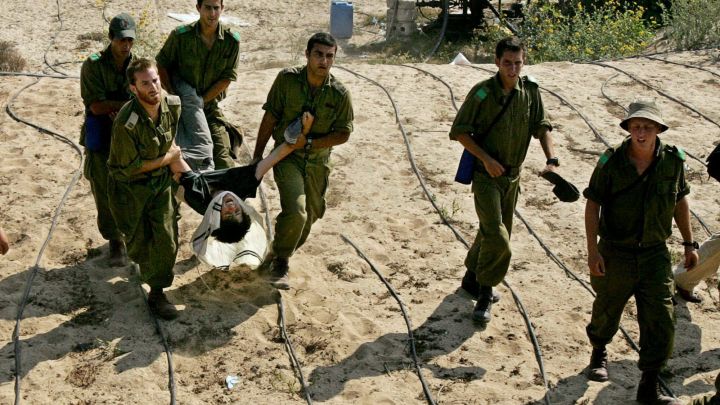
[461,270,500,302]
[587,346,609,382]
[148,288,178,320]
[636,370,682,405]
[107,239,128,267]
[268,257,290,290]
[472,285,493,324]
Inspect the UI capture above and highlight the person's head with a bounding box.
[211,194,251,243]
[305,32,337,79]
[127,58,161,106]
[494,36,525,89]
[196,0,224,30]
[620,100,668,147]
[108,13,136,59]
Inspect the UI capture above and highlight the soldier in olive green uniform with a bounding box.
[252,33,353,289]
[108,58,183,320]
[79,13,137,266]
[449,37,557,325]
[156,0,240,170]
[584,100,698,405]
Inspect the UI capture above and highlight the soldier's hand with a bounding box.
[292,133,307,150]
[540,164,557,175]
[684,249,699,270]
[588,251,605,277]
[301,111,315,135]
[167,144,182,163]
[482,157,506,178]
[0,227,9,255]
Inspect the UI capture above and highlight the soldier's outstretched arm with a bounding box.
[253,111,278,161]
[674,196,699,270]
[585,199,605,276]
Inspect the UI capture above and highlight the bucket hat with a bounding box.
[620,99,668,133]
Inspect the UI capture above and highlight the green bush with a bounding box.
[521,1,657,63]
[663,0,720,50]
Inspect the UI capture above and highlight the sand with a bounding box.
[1,0,719,404]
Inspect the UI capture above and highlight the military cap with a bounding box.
[110,13,136,39]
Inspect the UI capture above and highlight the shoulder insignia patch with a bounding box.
[475,87,488,101]
[176,24,191,34]
[125,112,139,130]
[89,52,100,62]
[231,31,240,42]
[597,147,616,167]
[524,75,538,83]
[666,144,686,161]
[166,95,181,106]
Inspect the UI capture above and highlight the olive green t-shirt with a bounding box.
[583,138,690,246]
[449,74,552,169]
[156,21,239,107]
[79,46,135,146]
[262,66,353,152]
[108,95,180,182]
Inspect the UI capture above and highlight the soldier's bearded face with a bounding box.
[197,0,223,29]
[131,68,162,106]
[495,50,524,89]
[305,44,336,80]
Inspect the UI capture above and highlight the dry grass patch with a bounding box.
[0,41,27,72]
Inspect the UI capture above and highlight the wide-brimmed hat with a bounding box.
[109,13,136,39]
[620,99,668,133]
[541,171,580,203]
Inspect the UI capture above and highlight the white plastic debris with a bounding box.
[167,13,251,27]
[450,52,471,66]
[225,375,240,389]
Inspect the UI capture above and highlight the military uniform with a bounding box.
[262,66,353,258]
[79,46,135,241]
[584,138,689,372]
[449,73,551,287]
[156,21,240,169]
[107,95,181,289]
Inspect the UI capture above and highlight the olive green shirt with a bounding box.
[584,138,690,247]
[79,45,135,146]
[156,21,239,108]
[108,95,181,182]
[262,66,353,155]
[449,74,552,169]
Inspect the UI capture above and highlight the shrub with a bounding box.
[662,0,720,50]
[521,1,657,63]
[0,41,27,72]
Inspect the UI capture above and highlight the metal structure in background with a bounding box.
[415,0,525,31]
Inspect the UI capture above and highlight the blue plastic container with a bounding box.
[330,1,353,39]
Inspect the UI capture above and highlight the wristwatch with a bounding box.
[304,137,313,151]
[682,241,700,249]
[546,157,560,167]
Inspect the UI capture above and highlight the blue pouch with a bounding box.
[84,113,112,153]
[454,149,475,185]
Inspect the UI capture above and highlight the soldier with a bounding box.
[79,13,136,267]
[449,36,557,325]
[156,0,240,170]
[252,32,353,289]
[107,58,182,320]
[583,100,698,405]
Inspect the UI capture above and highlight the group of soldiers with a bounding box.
[55,0,719,403]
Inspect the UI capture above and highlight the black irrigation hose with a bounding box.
[44,0,69,77]
[0,71,79,79]
[6,79,83,405]
[276,292,313,405]
[340,235,437,405]
[599,74,714,237]
[644,55,720,80]
[423,0,449,63]
[464,64,682,398]
[337,64,551,405]
[401,64,458,111]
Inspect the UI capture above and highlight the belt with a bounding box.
[601,239,665,252]
[475,164,522,177]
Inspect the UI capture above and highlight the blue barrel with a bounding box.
[330,1,353,39]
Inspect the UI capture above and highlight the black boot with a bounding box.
[461,270,500,302]
[587,347,609,382]
[268,257,290,290]
[636,370,682,404]
[472,285,493,324]
[107,239,128,267]
[148,288,178,320]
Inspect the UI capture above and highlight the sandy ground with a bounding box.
[1,0,719,404]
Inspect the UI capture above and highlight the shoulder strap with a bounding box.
[472,89,516,142]
[604,154,660,204]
